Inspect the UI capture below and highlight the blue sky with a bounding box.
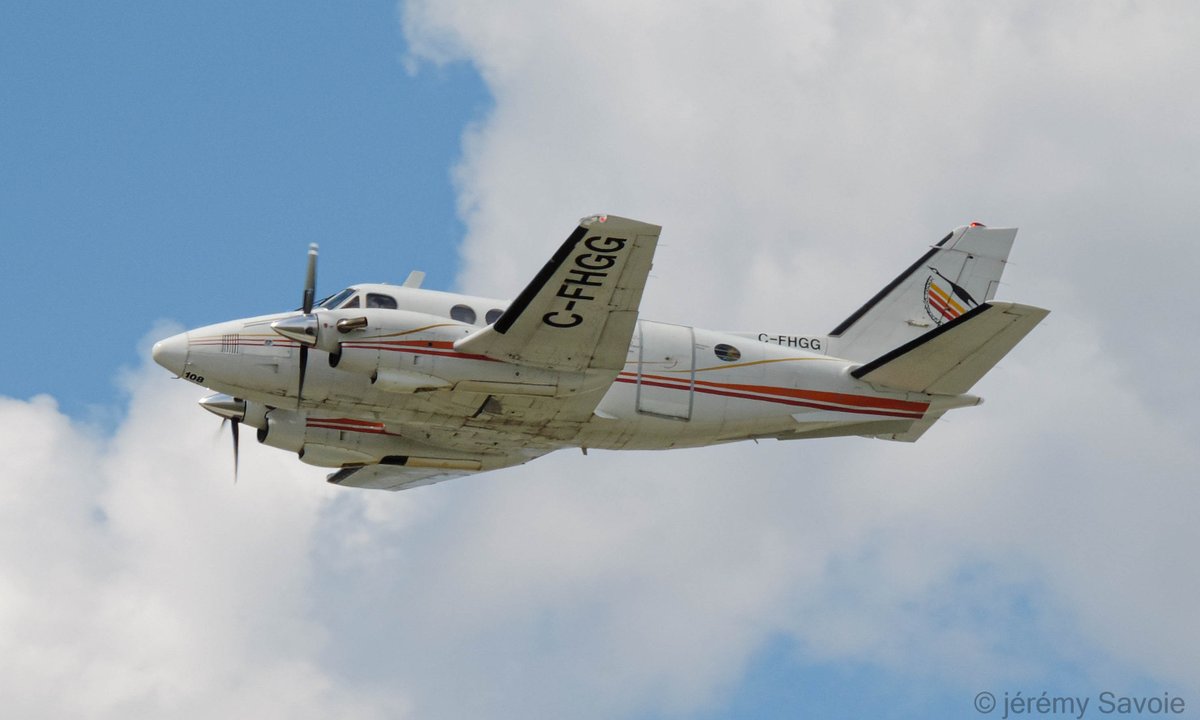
[1,1,482,418]
[2,3,1198,719]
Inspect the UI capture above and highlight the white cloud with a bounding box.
[0,360,394,719]
[2,322,1194,718]
[6,2,1199,718]
[390,0,1200,714]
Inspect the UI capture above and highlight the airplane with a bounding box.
[152,214,1048,491]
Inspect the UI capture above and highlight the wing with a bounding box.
[327,463,474,491]
[455,214,661,373]
[326,450,546,492]
[326,215,662,465]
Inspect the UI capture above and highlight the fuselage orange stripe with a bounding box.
[615,377,925,419]
[624,372,929,413]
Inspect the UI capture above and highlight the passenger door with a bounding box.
[636,320,695,420]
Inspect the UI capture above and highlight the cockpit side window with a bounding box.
[367,293,398,310]
[318,288,356,310]
[342,295,360,309]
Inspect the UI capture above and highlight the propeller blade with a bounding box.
[231,418,240,483]
[302,243,319,314]
[297,344,309,403]
[296,243,318,403]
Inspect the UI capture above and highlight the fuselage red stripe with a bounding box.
[307,418,396,435]
[191,339,302,349]
[623,372,928,413]
[340,342,496,363]
[614,377,925,419]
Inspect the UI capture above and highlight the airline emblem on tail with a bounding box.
[923,268,979,325]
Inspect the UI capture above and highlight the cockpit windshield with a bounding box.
[318,288,356,309]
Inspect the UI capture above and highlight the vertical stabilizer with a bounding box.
[828,225,1016,362]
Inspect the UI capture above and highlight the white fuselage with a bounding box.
[156,283,937,469]
[153,216,1043,491]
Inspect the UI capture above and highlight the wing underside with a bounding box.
[327,463,473,491]
[455,214,660,373]
[326,449,545,491]
[316,212,670,494]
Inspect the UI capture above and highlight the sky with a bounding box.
[2,2,1199,719]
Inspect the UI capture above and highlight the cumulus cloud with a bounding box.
[390,0,1200,713]
[6,2,1198,718]
[0,344,392,719]
[7,324,1193,718]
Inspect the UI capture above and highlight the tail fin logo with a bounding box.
[923,268,979,325]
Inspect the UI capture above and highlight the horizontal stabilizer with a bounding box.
[851,302,1049,395]
[869,411,946,442]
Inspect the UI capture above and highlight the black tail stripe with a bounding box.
[851,302,993,379]
[492,225,588,335]
[830,245,941,336]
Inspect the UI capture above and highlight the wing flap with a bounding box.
[851,302,1049,395]
[455,215,660,373]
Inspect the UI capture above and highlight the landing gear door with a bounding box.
[636,320,695,420]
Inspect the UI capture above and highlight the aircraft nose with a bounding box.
[152,332,189,376]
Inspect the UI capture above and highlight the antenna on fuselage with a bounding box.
[402,270,425,288]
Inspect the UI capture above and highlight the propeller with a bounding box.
[270,243,320,403]
[303,242,318,314]
[219,417,241,482]
[201,394,247,482]
[299,243,318,402]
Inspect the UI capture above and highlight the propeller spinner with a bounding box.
[200,393,246,482]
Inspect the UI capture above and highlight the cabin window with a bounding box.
[450,304,477,324]
[485,308,504,324]
[714,343,741,362]
[366,293,398,310]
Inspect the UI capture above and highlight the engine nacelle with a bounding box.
[329,308,576,397]
[257,410,379,467]
[256,409,307,453]
[255,408,490,469]
[297,444,376,467]
[325,309,472,390]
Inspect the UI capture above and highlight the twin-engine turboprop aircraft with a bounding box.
[153,215,1048,491]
